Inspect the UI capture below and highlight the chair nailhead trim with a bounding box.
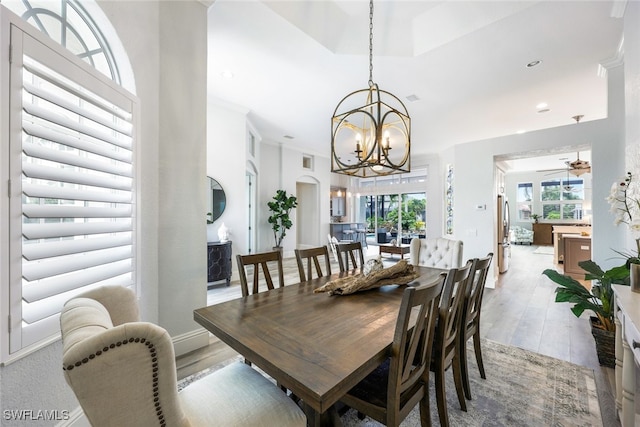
[62,338,167,427]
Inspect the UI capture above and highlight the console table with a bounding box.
[379,243,410,259]
[207,241,232,286]
[612,285,640,426]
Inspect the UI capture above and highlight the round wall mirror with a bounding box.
[207,177,226,223]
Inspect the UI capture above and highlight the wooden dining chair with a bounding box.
[459,253,494,400]
[431,261,473,427]
[236,250,289,392]
[236,250,284,297]
[294,246,332,282]
[339,276,445,427]
[336,241,365,272]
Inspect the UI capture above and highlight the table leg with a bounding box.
[302,403,342,427]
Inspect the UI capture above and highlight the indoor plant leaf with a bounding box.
[267,190,298,248]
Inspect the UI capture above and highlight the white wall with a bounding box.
[453,64,625,272]
[624,2,640,254]
[257,141,332,257]
[155,2,208,348]
[207,101,250,269]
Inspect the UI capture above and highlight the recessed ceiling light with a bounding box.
[284,135,294,140]
[526,60,542,68]
[516,130,527,134]
[536,102,548,110]
[220,70,234,79]
[406,94,420,102]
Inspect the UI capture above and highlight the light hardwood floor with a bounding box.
[177,243,619,426]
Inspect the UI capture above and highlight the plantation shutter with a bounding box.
[9,25,138,352]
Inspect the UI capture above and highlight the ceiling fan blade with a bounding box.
[536,168,566,173]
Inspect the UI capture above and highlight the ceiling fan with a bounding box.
[536,116,591,176]
[562,167,581,192]
[536,151,591,176]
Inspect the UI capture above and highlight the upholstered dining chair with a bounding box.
[236,250,284,297]
[60,286,306,427]
[431,261,473,427]
[410,237,463,269]
[339,277,445,427]
[336,241,365,272]
[459,253,494,400]
[294,246,332,282]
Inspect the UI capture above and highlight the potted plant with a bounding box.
[531,213,540,223]
[542,260,629,367]
[267,190,298,250]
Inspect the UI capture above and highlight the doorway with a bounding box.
[246,168,257,254]
[494,149,593,276]
[296,179,320,249]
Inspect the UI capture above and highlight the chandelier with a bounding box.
[330,0,411,177]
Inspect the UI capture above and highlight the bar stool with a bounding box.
[342,229,355,242]
[354,228,367,247]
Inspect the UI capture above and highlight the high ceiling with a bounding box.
[207,0,624,166]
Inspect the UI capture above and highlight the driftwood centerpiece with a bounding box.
[314,259,420,296]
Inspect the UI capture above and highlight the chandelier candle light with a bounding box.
[330,0,411,177]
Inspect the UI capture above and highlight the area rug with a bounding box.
[178,339,603,426]
[533,246,555,255]
[343,339,602,426]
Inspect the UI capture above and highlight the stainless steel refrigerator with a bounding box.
[497,194,510,273]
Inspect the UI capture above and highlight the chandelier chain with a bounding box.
[368,0,374,86]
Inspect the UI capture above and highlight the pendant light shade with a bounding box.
[330,0,411,177]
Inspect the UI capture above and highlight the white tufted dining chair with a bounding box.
[410,237,463,269]
[60,286,306,427]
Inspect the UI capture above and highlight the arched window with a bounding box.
[3,0,123,85]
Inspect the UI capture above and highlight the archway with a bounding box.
[296,176,320,249]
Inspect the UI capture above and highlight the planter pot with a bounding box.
[631,263,640,293]
[590,317,615,368]
[272,246,283,257]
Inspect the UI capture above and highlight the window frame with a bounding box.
[0,9,140,363]
[540,177,585,221]
[516,182,533,221]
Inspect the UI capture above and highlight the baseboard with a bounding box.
[485,274,496,289]
[172,327,210,357]
[55,407,88,427]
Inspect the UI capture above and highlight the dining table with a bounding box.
[193,265,446,426]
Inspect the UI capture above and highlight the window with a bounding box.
[445,164,453,235]
[517,182,532,221]
[247,131,256,157]
[357,192,426,245]
[302,154,313,170]
[353,169,428,244]
[540,178,584,220]
[3,0,120,84]
[3,15,138,360]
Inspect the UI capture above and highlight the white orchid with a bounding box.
[606,173,639,227]
[606,172,640,264]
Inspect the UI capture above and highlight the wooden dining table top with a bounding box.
[193,265,446,415]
